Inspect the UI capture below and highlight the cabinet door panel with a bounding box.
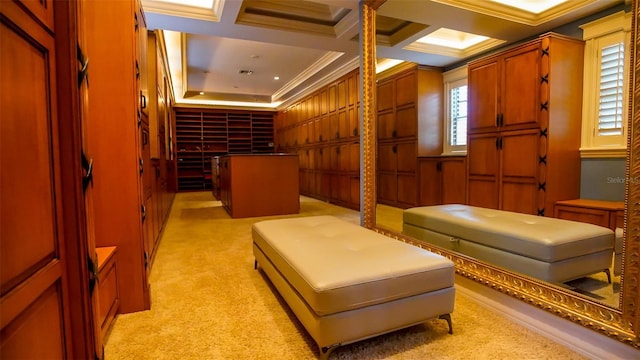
[377,112,395,139]
[467,135,499,177]
[378,172,397,204]
[397,174,417,206]
[467,179,499,209]
[378,144,397,172]
[418,159,442,205]
[377,80,393,111]
[501,130,539,179]
[348,105,359,138]
[501,44,540,129]
[468,60,499,133]
[501,182,537,215]
[396,142,417,173]
[441,158,467,204]
[395,106,417,138]
[349,143,360,172]
[338,110,348,139]
[395,71,416,107]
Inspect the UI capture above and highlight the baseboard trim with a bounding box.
[455,275,638,360]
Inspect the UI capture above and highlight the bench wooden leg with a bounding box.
[320,343,340,360]
[254,259,258,270]
[439,314,453,334]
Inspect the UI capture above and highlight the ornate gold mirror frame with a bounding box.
[360,0,639,348]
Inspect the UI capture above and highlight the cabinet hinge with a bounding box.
[81,151,93,193]
[538,182,546,191]
[87,253,98,295]
[541,46,549,57]
[540,101,548,111]
[540,74,549,84]
[537,208,545,216]
[539,155,547,165]
[540,128,548,138]
[144,251,149,268]
[77,44,89,87]
[139,158,144,175]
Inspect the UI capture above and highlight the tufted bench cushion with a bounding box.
[403,205,614,283]
[253,215,455,358]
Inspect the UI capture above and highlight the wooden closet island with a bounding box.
[216,154,300,218]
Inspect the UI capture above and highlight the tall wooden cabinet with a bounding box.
[274,69,360,210]
[466,33,584,216]
[85,0,152,313]
[376,64,443,208]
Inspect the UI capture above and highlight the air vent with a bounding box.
[238,70,254,75]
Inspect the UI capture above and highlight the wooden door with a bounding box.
[441,157,467,205]
[1,1,99,358]
[377,111,395,140]
[500,43,540,131]
[467,134,500,209]
[395,106,417,138]
[500,130,539,214]
[468,58,499,133]
[418,158,442,205]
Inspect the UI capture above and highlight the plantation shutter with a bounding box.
[598,42,625,136]
[450,85,468,146]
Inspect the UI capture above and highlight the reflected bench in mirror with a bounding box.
[252,215,455,359]
[403,205,614,284]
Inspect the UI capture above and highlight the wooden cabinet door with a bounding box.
[1,2,98,358]
[501,43,540,130]
[338,110,349,139]
[378,172,398,204]
[377,111,395,140]
[500,130,539,214]
[395,106,417,138]
[396,142,417,173]
[467,134,500,209]
[348,105,359,138]
[377,80,393,111]
[377,143,397,172]
[468,59,499,133]
[395,71,416,107]
[397,174,417,207]
[418,159,442,205]
[441,157,467,204]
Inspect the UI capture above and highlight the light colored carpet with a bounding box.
[104,192,586,359]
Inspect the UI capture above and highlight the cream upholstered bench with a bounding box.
[403,205,615,284]
[252,215,455,359]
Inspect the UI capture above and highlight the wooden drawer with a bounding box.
[96,246,120,341]
[554,199,624,230]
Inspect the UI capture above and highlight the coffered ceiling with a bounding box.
[142,0,626,110]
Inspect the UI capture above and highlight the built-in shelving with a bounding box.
[175,108,275,191]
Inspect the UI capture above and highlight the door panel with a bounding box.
[501,44,540,130]
[468,60,499,133]
[1,4,70,357]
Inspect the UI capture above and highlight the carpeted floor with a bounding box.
[104,192,587,359]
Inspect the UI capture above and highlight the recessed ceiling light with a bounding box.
[490,0,568,14]
[238,70,254,75]
[416,28,489,50]
[199,92,205,95]
[274,76,280,80]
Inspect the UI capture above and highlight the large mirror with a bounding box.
[361,0,639,348]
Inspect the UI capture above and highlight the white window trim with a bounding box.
[579,11,631,159]
[443,65,468,155]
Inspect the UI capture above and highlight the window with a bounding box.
[580,11,631,158]
[443,66,468,155]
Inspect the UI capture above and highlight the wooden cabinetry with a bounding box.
[554,199,624,230]
[218,154,299,218]
[174,108,275,191]
[418,156,467,205]
[96,247,119,341]
[85,0,152,313]
[376,65,443,208]
[467,33,584,216]
[275,69,360,210]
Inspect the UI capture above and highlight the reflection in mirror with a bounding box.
[362,0,639,349]
[371,0,629,310]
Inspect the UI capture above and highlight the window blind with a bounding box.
[598,42,625,136]
[450,85,468,146]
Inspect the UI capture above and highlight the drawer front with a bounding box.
[554,205,610,228]
[98,259,119,337]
